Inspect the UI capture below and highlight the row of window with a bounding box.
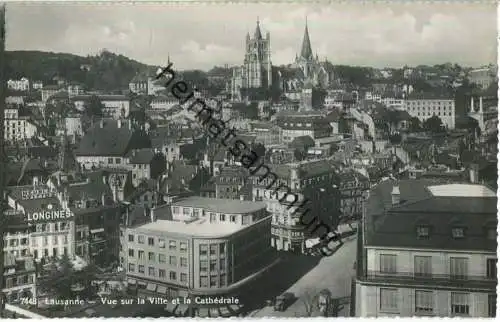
[416,112,453,117]
[128,264,187,283]
[34,222,70,233]
[379,254,497,279]
[30,235,69,247]
[5,238,29,247]
[199,258,226,272]
[199,244,226,256]
[128,250,188,267]
[380,289,495,317]
[199,274,227,288]
[416,225,496,240]
[33,247,69,259]
[128,235,188,251]
[107,158,122,164]
[4,275,35,288]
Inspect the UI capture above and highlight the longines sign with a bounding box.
[26,204,73,222]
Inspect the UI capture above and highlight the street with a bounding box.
[249,233,357,317]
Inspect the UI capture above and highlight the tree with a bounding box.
[423,115,445,133]
[84,95,104,118]
[408,117,422,132]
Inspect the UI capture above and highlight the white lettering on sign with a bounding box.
[26,204,73,222]
[21,189,54,200]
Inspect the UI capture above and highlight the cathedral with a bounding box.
[230,19,273,101]
[292,19,334,89]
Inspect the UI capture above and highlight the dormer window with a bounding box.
[452,227,465,239]
[417,226,430,239]
[487,228,497,241]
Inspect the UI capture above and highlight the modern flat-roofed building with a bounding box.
[122,196,276,302]
[403,93,456,129]
[355,180,497,317]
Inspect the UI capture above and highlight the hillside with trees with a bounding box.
[5,50,158,91]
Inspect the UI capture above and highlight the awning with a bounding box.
[175,303,189,316]
[146,283,157,292]
[165,302,177,313]
[197,307,209,318]
[127,278,137,285]
[157,286,167,294]
[209,307,220,317]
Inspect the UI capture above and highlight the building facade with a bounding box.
[403,95,456,129]
[355,180,497,317]
[121,197,276,302]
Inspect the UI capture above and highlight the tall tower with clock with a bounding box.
[231,19,272,101]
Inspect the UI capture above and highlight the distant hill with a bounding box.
[5,50,157,91]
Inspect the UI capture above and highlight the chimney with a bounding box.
[391,185,400,205]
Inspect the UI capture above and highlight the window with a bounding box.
[128,234,134,242]
[138,235,145,244]
[43,236,48,246]
[487,228,497,240]
[53,236,58,244]
[200,244,208,256]
[488,294,496,317]
[210,244,217,255]
[128,249,134,257]
[220,274,226,286]
[180,257,187,267]
[169,256,177,266]
[159,269,166,278]
[452,227,465,239]
[138,265,145,274]
[487,258,497,279]
[169,271,177,280]
[220,214,226,221]
[451,292,469,315]
[380,254,397,273]
[115,158,121,164]
[138,250,145,259]
[159,254,166,263]
[128,263,135,272]
[148,252,155,261]
[200,260,208,272]
[158,238,165,248]
[220,259,225,270]
[220,244,226,254]
[450,257,468,279]
[230,215,236,222]
[380,288,398,311]
[148,267,155,276]
[414,256,432,277]
[415,290,433,314]
[148,237,154,246]
[180,273,187,283]
[210,278,217,287]
[169,240,176,250]
[210,259,217,271]
[210,213,216,222]
[416,226,430,239]
[108,158,113,164]
[200,276,208,287]
[180,242,187,252]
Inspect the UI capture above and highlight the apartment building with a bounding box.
[121,197,276,302]
[250,159,341,253]
[5,185,76,264]
[355,180,497,317]
[403,93,456,129]
[277,115,332,144]
[2,254,37,303]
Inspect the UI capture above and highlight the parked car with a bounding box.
[274,292,294,311]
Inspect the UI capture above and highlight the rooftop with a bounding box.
[138,218,248,238]
[171,196,266,214]
[428,184,496,198]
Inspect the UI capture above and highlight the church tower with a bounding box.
[295,18,318,78]
[231,19,272,101]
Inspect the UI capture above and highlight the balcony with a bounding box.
[360,270,497,290]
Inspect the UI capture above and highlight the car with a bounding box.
[274,292,295,311]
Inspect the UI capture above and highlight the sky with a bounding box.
[4,1,498,70]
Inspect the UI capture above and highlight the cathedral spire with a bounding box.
[254,17,262,40]
[300,18,313,60]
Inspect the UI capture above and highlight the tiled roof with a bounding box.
[365,179,497,251]
[75,119,150,157]
[127,148,155,164]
